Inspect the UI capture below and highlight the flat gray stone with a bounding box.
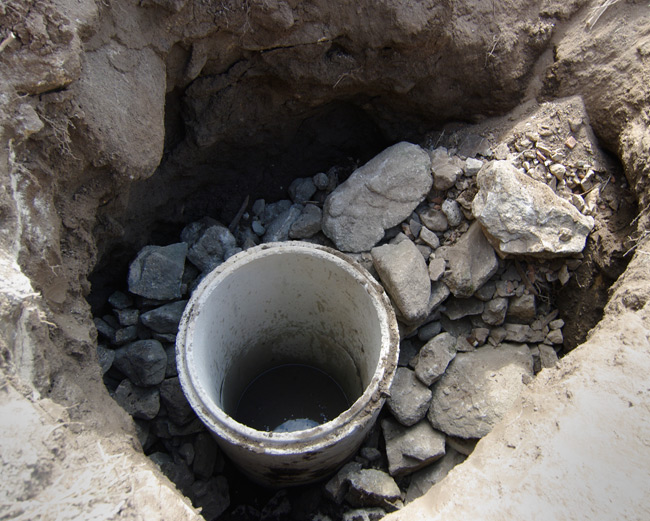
[387,367,432,426]
[128,243,187,300]
[420,226,440,250]
[261,200,292,225]
[428,343,533,438]
[418,320,442,342]
[322,142,432,252]
[345,469,401,509]
[382,418,446,477]
[288,177,317,204]
[428,257,445,281]
[432,159,462,191]
[539,344,560,367]
[507,294,536,323]
[414,332,457,386]
[472,160,595,257]
[114,379,160,420]
[263,203,303,242]
[442,297,484,321]
[418,207,448,232]
[405,448,466,503]
[437,221,499,298]
[113,339,167,387]
[325,462,363,504]
[482,297,509,326]
[289,204,322,239]
[372,239,431,324]
[140,300,187,334]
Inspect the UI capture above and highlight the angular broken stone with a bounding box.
[414,332,457,386]
[405,448,466,503]
[289,204,322,239]
[371,239,431,324]
[442,297,484,321]
[418,207,448,232]
[114,379,160,420]
[322,142,432,252]
[113,339,167,387]
[263,203,303,242]
[128,243,187,300]
[539,344,559,368]
[387,367,432,426]
[428,343,533,438]
[382,418,446,477]
[481,297,508,326]
[288,177,317,204]
[160,377,195,425]
[472,160,595,257]
[420,226,440,250]
[427,257,445,281]
[140,300,187,334]
[325,462,363,504]
[432,158,462,191]
[437,221,499,298]
[507,294,536,323]
[345,469,401,509]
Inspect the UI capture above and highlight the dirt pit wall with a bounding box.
[1,0,650,519]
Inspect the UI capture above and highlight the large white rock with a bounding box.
[472,161,595,257]
[322,142,432,252]
[428,343,533,439]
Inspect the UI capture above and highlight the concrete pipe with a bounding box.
[176,242,400,486]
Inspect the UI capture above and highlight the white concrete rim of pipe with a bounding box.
[176,241,400,457]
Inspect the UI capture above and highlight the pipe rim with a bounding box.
[176,241,399,454]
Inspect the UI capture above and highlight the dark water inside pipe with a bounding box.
[233,364,351,432]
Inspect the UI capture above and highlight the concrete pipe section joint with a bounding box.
[176,242,400,486]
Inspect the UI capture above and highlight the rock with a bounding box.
[262,199,292,225]
[495,280,517,297]
[546,328,564,344]
[251,220,265,236]
[472,160,595,257]
[437,222,499,298]
[409,218,422,238]
[325,462,363,504]
[313,172,330,190]
[150,452,194,494]
[474,280,496,301]
[263,203,303,242]
[441,199,462,227]
[418,207,448,232]
[442,297,484,321]
[371,239,431,324]
[382,418,446,477]
[97,344,114,375]
[252,199,265,217]
[387,367,433,426]
[398,339,419,367]
[164,344,178,377]
[550,163,566,179]
[113,339,167,387]
[419,227,440,250]
[114,379,160,420]
[414,332,457,386]
[112,326,138,346]
[94,317,115,341]
[345,469,402,509]
[160,377,195,425]
[289,204,322,239]
[191,476,230,520]
[418,320,442,342]
[115,308,139,327]
[464,157,483,176]
[342,508,386,521]
[289,177,317,203]
[428,257,446,282]
[108,291,133,310]
[140,300,187,334]
[184,221,237,272]
[405,448,466,503]
[128,243,187,300]
[539,344,560,368]
[179,443,194,466]
[193,433,219,480]
[322,142,432,252]
[507,294,536,323]
[432,159,462,191]
[445,436,478,456]
[482,297,509,326]
[359,447,382,462]
[428,343,533,438]
[504,323,545,343]
[428,282,451,312]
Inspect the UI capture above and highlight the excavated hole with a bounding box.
[87,91,637,520]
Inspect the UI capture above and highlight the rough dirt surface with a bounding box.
[0,0,649,519]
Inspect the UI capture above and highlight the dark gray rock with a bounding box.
[94,317,115,341]
[185,222,237,273]
[191,477,230,520]
[437,222,499,298]
[128,243,187,300]
[345,468,402,509]
[418,320,442,342]
[108,290,133,310]
[97,344,114,375]
[474,280,496,301]
[289,204,322,239]
[160,377,195,425]
[193,433,219,480]
[387,367,432,426]
[405,448,466,503]
[150,452,194,494]
[504,323,545,343]
[398,339,419,367]
[428,343,533,438]
[114,379,160,420]
[263,203,303,242]
[140,300,187,334]
[322,142,432,252]
[112,325,138,346]
[115,308,139,327]
[442,297,484,320]
[313,172,330,190]
[289,177,317,204]
[539,343,559,367]
[325,461,363,504]
[481,297,509,326]
[372,239,431,324]
[382,418,446,477]
[261,199,292,225]
[342,508,386,521]
[113,339,167,386]
[164,344,178,377]
[415,332,457,386]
